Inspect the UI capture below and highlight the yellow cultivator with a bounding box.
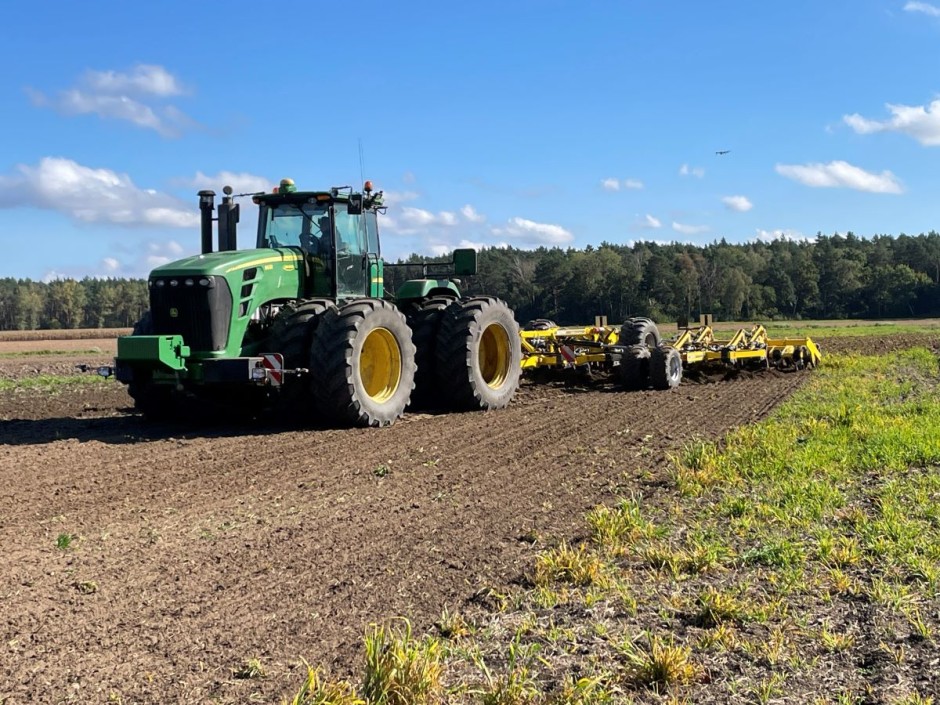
[520,315,821,390]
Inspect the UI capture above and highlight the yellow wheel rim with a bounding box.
[360,327,401,403]
[479,322,511,389]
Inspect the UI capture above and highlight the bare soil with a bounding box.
[0,332,932,704]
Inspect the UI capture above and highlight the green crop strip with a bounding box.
[0,374,108,393]
[283,348,940,703]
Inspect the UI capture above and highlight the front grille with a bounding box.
[148,275,233,351]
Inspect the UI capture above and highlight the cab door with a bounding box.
[333,206,367,298]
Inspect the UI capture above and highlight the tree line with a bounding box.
[2,231,939,330]
[0,278,148,330]
[392,231,940,325]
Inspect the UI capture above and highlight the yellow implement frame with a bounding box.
[520,323,619,370]
[519,318,821,373]
[674,323,822,369]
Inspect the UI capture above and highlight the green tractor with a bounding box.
[112,178,521,427]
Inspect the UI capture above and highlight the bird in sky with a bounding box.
[715,150,731,155]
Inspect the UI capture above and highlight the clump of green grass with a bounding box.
[620,633,699,691]
[534,542,607,588]
[436,606,471,640]
[282,661,363,705]
[695,586,748,627]
[362,619,442,705]
[55,533,77,550]
[586,496,658,551]
[232,658,266,679]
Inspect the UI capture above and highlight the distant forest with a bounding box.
[2,232,939,330]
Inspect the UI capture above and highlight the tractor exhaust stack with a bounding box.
[198,190,215,255]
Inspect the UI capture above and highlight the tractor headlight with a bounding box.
[155,280,166,288]
[184,278,194,287]
[251,366,267,381]
[169,279,179,287]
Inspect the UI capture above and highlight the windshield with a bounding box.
[262,203,331,252]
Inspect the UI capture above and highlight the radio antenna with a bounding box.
[358,138,366,186]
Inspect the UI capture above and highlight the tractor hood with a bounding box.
[149,248,305,278]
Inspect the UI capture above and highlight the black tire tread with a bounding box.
[310,298,416,427]
[435,296,521,410]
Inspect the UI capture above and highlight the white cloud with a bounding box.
[753,228,813,243]
[843,99,940,146]
[181,170,271,195]
[28,64,195,138]
[904,1,940,16]
[602,177,643,191]
[102,257,120,272]
[492,216,574,245]
[672,221,710,235]
[427,238,507,257]
[775,160,903,194]
[0,157,199,227]
[722,195,753,212]
[644,214,662,229]
[461,204,485,223]
[84,64,185,97]
[679,163,705,178]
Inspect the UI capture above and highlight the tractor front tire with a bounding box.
[619,344,651,391]
[619,317,662,348]
[267,298,336,415]
[126,311,176,420]
[310,299,416,427]
[405,295,457,410]
[650,345,683,390]
[435,297,521,410]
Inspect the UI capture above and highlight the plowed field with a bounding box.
[0,333,932,704]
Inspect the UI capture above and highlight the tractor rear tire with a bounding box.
[126,311,176,420]
[435,296,521,410]
[650,345,683,390]
[267,298,336,415]
[619,344,651,391]
[310,299,416,427]
[405,295,457,410]
[619,317,661,348]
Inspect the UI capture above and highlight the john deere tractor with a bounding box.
[112,178,521,427]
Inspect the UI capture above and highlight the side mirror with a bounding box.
[453,248,477,276]
[348,193,363,215]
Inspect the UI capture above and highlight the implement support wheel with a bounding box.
[619,344,652,391]
[310,299,416,427]
[435,296,521,410]
[619,317,662,348]
[650,345,683,390]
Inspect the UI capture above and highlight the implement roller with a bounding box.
[520,314,821,390]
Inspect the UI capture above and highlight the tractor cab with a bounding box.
[253,178,384,300]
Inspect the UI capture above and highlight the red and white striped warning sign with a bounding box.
[262,353,284,385]
[559,345,576,364]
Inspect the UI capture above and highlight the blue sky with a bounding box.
[3,0,940,281]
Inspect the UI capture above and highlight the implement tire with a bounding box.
[405,295,457,410]
[650,345,683,390]
[435,296,521,410]
[619,317,661,348]
[127,311,176,420]
[267,298,336,415]
[310,299,416,427]
[619,344,651,391]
